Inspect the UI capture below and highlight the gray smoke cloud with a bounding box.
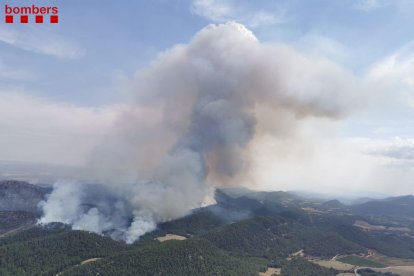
[39,22,359,243]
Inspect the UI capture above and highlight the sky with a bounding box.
[0,0,413,195]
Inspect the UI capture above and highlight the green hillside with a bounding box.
[1,185,414,275]
[0,228,127,275]
[62,238,268,276]
[202,214,364,259]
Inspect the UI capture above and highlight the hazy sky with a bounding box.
[0,0,413,194]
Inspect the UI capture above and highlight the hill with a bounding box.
[0,226,127,275]
[1,180,414,275]
[0,180,50,213]
[62,238,268,276]
[0,211,36,236]
[352,195,414,218]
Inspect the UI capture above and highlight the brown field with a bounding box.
[259,267,281,276]
[312,259,354,270]
[155,234,187,242]
[371,266,414,276]
[388,226,411,232]
[301,207,325,214]
[314,251,414,276]
[354,220,410,233]
[354,220,386,231]
[366,252,414,266]
[291,249,304,257]
[81,258,101,265]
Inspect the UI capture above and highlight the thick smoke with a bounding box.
[39,22,358,243]
[39,181,132,239]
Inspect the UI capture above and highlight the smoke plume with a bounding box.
[39,22,359,243]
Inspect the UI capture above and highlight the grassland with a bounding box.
[313,259,354,270]
[259,267,281,276]
[337,255,386,268]
[373,266,414,276]
[367,252,414,266]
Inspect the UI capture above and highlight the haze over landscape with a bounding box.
[0,1,414,275]
[1,1,413,196]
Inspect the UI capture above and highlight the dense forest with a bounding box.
[1,184,414,275]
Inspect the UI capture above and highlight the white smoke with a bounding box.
[39,181,132,239]
[38,22,360,243]
[39,181,84,226]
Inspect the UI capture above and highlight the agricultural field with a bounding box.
[372,266,414,276]
[155,234,187,242]
[259,267,281,276]
[312,259,354,270]
[337,255,386,268]
[354,220,411,233]
[366,252,414,266]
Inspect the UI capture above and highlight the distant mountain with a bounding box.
[216,186,255,198]
[322,199,345,209]
[352,195,414,218]
[0,180,50,213]
[345,197,376,205]
[220,187,300,203]
[215,189,266,211]
[218,187,304,211]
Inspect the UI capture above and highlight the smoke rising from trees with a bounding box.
[39,22,359,243]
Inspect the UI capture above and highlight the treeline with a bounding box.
[280,258,336,276]
[201,214,364,259]
[335,225,414,259]
[1,193,414,275]
[0,227,127,275]
[62,238,267,276]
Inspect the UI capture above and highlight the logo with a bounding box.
[4,4,59,24]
